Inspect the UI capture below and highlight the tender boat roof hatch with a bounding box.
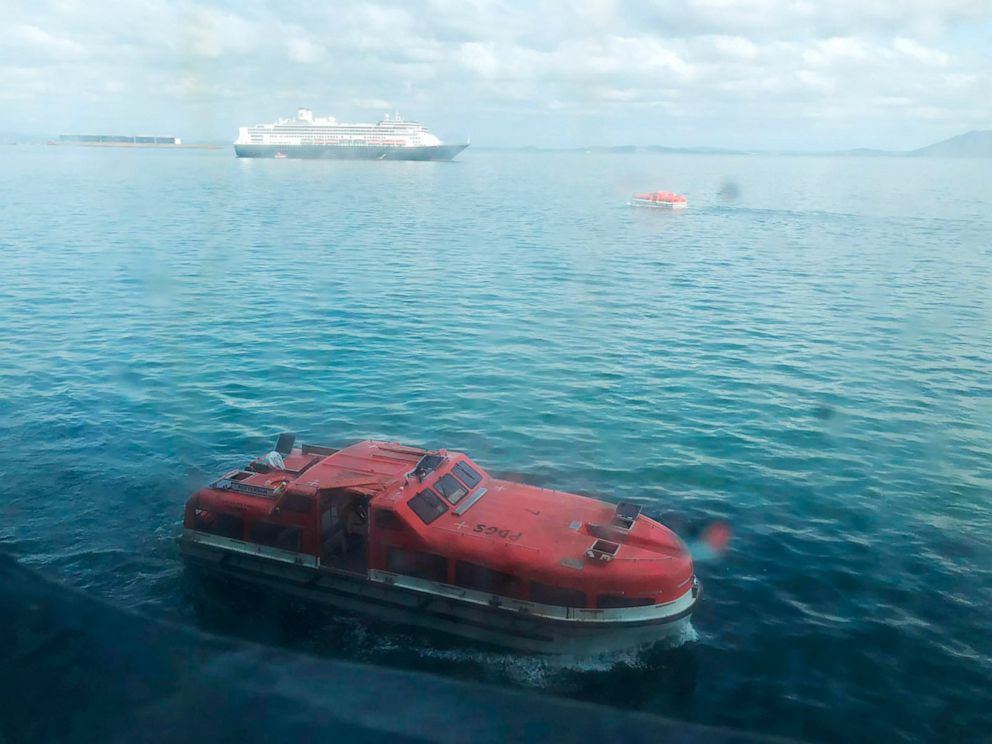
[587,539,621,562]
[411,454,445,482]
[612,502,642,531]
[275,432,296,455]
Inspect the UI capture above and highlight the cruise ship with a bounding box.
[234,108,468,161]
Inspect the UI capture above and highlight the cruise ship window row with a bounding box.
[252,129,418,134]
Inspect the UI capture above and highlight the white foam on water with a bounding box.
[406,621,700,689]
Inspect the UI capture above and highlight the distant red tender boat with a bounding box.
[179,435,701,653]
[631,191,688,209]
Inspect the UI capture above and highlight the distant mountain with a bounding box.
[908,129,992,158]
[570,132,992,157]
[581,144,748,155]
[483,132,992,158]
[826,147,899,157]
[469,131,992,157]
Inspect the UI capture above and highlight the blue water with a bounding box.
[1,146,990,742]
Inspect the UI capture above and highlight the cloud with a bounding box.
[0,23,89,63]
[286,37,325,64]
[184,6,262,58]
[459,42,502,79]
[0,0,989,149]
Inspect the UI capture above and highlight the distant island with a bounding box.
[478,129,992,157]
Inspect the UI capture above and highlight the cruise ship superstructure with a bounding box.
[234,108,468,161]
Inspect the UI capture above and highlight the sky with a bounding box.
[2,0,990,150]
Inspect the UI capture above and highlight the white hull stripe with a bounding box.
[368,570,698,624]
[183,529,319,568]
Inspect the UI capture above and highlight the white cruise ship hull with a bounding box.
[234,143,469,161]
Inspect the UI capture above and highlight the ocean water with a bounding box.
[1,145,990,742]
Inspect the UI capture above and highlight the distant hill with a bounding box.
[570,128,992,157]
[908,129,992,158]
[581,144,748,155]
[827,147,899,157]
[482,131,992,158]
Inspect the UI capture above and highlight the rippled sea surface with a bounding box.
[2,146,990,742]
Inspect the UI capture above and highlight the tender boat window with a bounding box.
[375,509,406,531]
[250,521,302,551]
[387,546,448,582]
[193,509,244,540]
[531,582,586,608]
[280,493,313,514]
[455,561,518,597]
[597,594,654,609]
[435,474,468,505]
[408,488,448,524]
[452,461,482,488]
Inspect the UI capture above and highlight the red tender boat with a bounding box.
[631,191,688,209]
[179,435,701,653]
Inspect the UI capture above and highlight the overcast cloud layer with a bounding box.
[3,0,990,149]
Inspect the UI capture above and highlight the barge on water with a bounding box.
[179,435,701,653]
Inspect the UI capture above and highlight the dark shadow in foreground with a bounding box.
[0,552,787,743]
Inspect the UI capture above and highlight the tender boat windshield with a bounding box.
[408,488,448,524]
[435,474,468,504]
[453,462,481,488]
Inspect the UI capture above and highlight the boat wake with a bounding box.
[378,621,700,689]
